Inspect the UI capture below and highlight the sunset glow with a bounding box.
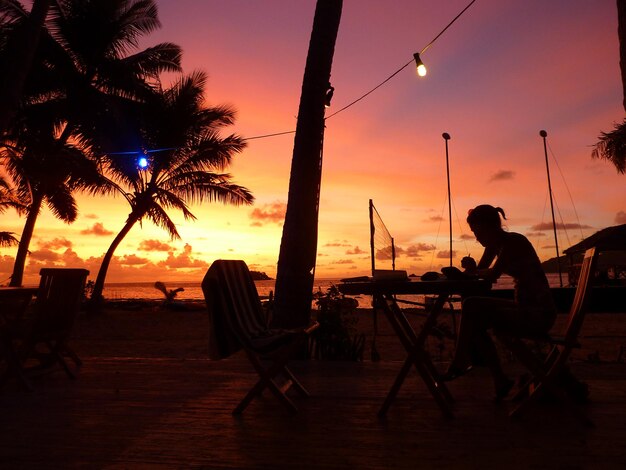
[1,0,624,287]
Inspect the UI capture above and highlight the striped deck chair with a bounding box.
[202,260,319,414]
[498,248,598,426]
[19,268,89,383]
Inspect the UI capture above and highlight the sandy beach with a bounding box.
[71,301,626,365]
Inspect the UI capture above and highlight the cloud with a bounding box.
[333,259,355,265]
[29,247,84,266]
[615,211,626,224]
[405,243,436,257]
[138,239,173,252]
[84,213,99,219]
[37,238,73,250]
[375,246,393,260]
[437,250,457,259]
[489,170,515,182]
[376,245,405,260]
[29,248,61,262]
[324,240,351,247]
[530,222,591,231]
[459,233,474,240]
[249,201,286,225]
[80,222,114,236]
[346,246,365,255]
[428,215,444,222]
[118,254,150,266]
[157,243,209,269]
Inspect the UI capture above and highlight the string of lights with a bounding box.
[104,0,477,154]
[245,0,477,140]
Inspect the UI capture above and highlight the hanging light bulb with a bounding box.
[413,52,427,77]
[137,149,149,169]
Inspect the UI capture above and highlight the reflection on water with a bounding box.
[102,273,565,304]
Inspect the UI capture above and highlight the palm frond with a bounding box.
[145,203,181,239]
[117,42,182,77]
[45,185,77,222]
[0,231,19,247]
[592,120,626,174]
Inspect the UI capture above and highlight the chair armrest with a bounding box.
[304,321,320,335]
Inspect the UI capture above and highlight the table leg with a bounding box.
[378,356,412,417]
[380,295,454,418]
[388,295,454,403]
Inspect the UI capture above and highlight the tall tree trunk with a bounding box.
[618,0,626,111]
[0,0,51,135]
[9,193,43,286]
[88,215,138,311]
[273,0,342,328]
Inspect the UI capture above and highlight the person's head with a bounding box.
[461,256,477,271]
[466,204,507,247]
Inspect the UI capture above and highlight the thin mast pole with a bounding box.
[443,132,452,267]
[540,129,563,287]
[369,199,376,275]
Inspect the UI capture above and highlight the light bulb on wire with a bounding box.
[413,53,427,77]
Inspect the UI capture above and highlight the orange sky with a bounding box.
[1,0,625,286]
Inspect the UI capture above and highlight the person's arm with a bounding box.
[477,246,496,269]
[476,246,501,281]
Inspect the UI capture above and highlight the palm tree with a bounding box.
[592,0,626,173]
[0,175,24,248]
[592,120,626,173]
[273,0,343,328]
[0,0,183,285]
[89,71,254,309]
[44,0,182,144]
[0,0,51,134]
[1,113,106,286]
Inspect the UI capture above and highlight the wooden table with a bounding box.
[338,278,491,418]
[0,286,38,389]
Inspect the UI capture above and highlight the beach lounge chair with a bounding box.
[18,268,90,381]
[202,260,319,414]
[498,247,598,426]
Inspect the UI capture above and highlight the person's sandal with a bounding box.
[440,364,473,382]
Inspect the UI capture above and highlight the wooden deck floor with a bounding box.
[2,354,626,469]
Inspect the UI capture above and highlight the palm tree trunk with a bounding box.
[0,0,51,134]
[618,0,626,111]
[273,0,342,328]
[88,215,138,311]
[9,193,43,286]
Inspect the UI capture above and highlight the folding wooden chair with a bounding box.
[19,268,90,381]
[498,247,598,426]
[202,260,319,414]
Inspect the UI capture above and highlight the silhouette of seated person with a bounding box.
[461,255,477,276]
[441,204,557,401]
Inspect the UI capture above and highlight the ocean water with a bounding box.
[102,279,338,302]
[102,273,565,307]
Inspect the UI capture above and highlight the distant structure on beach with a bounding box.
[250,271,272,281]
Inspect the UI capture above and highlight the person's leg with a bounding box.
[445,297,519,398]
[448,296,508,370]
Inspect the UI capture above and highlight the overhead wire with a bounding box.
[244,0,478,140]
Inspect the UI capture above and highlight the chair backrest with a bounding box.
[32,268,89,340]
[202,260,267,360]
[562,247,598,343]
